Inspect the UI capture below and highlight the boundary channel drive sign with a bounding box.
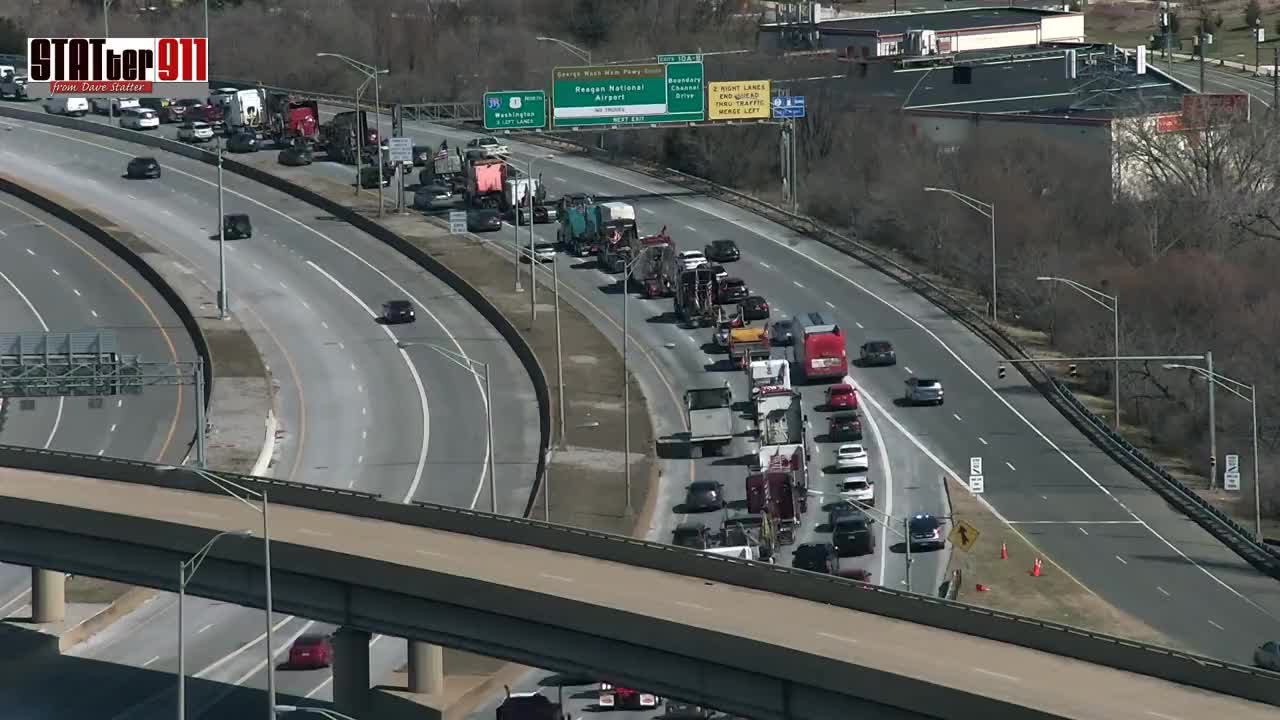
[708,80,771,120]
[552,58,704,128]
[484,90,546,131]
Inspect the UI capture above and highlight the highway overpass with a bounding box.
[0,447,1274,720]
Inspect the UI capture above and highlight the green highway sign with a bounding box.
[484,90,547,131]
[657,53,702,63]
[551,62,704,128]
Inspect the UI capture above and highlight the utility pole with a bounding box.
[1207,350,1217,488]
[1274,47,1278,110]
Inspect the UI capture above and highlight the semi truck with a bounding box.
[594,202,637,273]
[628,228,673,298]
[754,386,810,474]
[265,92,319,146]
[420,146,465,190]
[506,176,540,221]
[684,384,733,458]
[745,447,808,546]
[792,311,848,383]
[320,110,377,164]
[224,88,265,136]
[557,196,598,256]
[465,157,508,209]
[747,358,790,398]
[674,268,717,327]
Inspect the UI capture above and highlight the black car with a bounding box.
[533,202,558,224]
[826,501,865,530]
[222,213,252,239]
[468,208,503,232]
[704,239,740,262]
[859,340,897,366]
[125,156,161,179]
[833,514,876,557]
[139,97,183,123]
[671,521,712,549]
[791,542,838,574]
[381,300,415,324]
[664,701,714,719]
[716,277,749,304]
[683,480,725,512]
[827,412,863,442]
[908,513,944,550]
[769,320,794,346]
[278,145,314,166]
[226,132,259,153]
[740,296,770,321]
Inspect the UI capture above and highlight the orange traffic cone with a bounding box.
[976,583,990,592]
[1000,542,1008,560]
[1031,558,1042,577]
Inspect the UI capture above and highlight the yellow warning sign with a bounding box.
[708,80,772,120]
[948,519,981,552]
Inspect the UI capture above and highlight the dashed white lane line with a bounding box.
[792,280,804,288]
[952,413,963,422]
[1005,461,1016,471]
[51,268,60,276]
[553,176,567,183]
[675,600,711,612]
[142,655,160,668]
[116,399,122,408]
[759,261,771,269]
[903,366,913,374]
[1115,555,1128,565]
[1146,712,1183,720]
[72,288,81,296]
[90,309,98,318]
[361,407,367,415]
[24,248,34,255]
[855,321,863,329]
[97,449,104,456]
[252,263,263,270]
[197,623,213,634]
[361,430,367,440]
[109,423,117,433]
[684,225,697,232]
[1208,619,1224,630]
[1157,586,1171,596]
[357,384,363,393]
[357,455,364,464]
[320,321,328,329]
[978,437,988,445]
[279,281,288,290]
[641,207,655,214]
[1079,527,1089,535]
[300,299,310,309]
[973,668,1020,683]
[825,300,835,309]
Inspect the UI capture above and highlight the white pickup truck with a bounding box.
[0,72,28,100]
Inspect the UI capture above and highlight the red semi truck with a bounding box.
[266,92,319,147]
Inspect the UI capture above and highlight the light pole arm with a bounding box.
[1035,276,1115,312]
[536,36,591,63]
[183,529,246,580]
[923,187,992,218]
[1162,364,1254,402]
[316,52,376,77]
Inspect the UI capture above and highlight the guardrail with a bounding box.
[0,440,1277,707]
[0,175,213,451]
[201,78,1280,575]
[0,104,551,518]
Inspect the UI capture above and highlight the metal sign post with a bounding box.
[1224,453,1241,491]
[968,456,984,493]
[388,137,414,214]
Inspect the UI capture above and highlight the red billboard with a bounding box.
[1182,93,1249,128]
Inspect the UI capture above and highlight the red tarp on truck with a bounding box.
[474,162,504,193]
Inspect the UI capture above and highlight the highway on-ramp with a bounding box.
[0,190,197,619]
[0,113,538,717]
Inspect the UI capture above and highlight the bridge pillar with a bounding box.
[31,568,65,623]
[333,627,371,717]
[407,640,444,695]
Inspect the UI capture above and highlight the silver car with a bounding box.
[1256,640,1280,670]
[904,377,944,406]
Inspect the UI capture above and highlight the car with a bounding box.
[42,97,89,116]
[277,145,314,166]
[791,542,838,574]
[1255,640,1280,671]
[412,183,452,209]
[683,480,725,512]
[139,97,182,122]
[740,296,770,321]
[716,277,749,304]
[226,132,259,153]
[705,263,728,281]
[827,412,862,442]
[826,500,867,528]
[91,96,139,115]
[838,476,875,505]
[119,107,160,130]
[664,701,714,719]
[531,242,557,263]
[468,208,503,232]
[768,320,794,346]
[835,443,869,472]
[704,239,740,262]
[859,340,897,366]
[177,120,215,143]
[382,300,416,324]
[0,72,29,99]
[598,684,658,710]
[286,633,333,669]
[904,376,944,406]
[222,213,252,240]
[671,521,712,549]
[125,156,161,180]
[908,513,944,550]
[832,513,876,557]
[825,383,858,410]
[533,202,558,224]
[467,135,509,155]
[677,249,708,270]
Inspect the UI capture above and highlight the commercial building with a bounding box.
[758,7,1085,58]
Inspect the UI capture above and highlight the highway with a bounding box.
[0,111,539,717]
[1163,58,1277,111]
[0,191,196,621]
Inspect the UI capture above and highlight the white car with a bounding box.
[43,97,89,116]
[835,443,869,472]
[92,96,139,115]
[469,135,509,156]
[678,250,708,270]
[177,120,214,143]
[839,477,875,505]
[119,107,159,130]
[532,242,557,262]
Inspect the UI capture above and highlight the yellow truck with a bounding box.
[728,327,770,369]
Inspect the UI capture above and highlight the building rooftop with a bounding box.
[762,7,1073,38]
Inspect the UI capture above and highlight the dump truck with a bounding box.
[594,202,637,273]
[754,386,810,476]
[728,327,770,369]
[628,227,672,297]
[320,110,377,164]
[684,383,733,458]
[746,446,808,546]
[265,92,319,147]
[465,157,508,209]
[674,268,717,327]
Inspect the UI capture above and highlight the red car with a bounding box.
[287,633,333,669]
[825,383,858,410]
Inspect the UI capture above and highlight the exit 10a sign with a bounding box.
[484,90,547,131]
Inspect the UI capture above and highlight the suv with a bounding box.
[908,513,944,550]
[716,277,748,304]
[832,513,876,557]
[827,412,862,442]
[904,377,944,406]
[859,340,896,366]
[382,300,416,324]
[125,156,161,179]
[222,213,252,240]
[791,542,838,574]
[704,239,740,262]
[671,522,712,549]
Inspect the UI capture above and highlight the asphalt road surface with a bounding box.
[0,111,538,718]
[0,191,197,619]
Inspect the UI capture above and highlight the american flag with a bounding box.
[433,148,449,162]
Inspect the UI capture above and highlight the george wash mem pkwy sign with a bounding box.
[551,55,704,128]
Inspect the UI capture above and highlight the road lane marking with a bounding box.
[197,623,213,634]
[903,366,912,374]
[1145,712,1183,720]
[759,261,771,269]
[143,655,161,667]
[855,321,863,329]
[539,573,575,583]
[684,225,697,232]
[252,262,262,270]
[1006,520,1143,524]
[674,601,710,611]
[1115,555,1127,565]
[90,309,98,317]
[297,528,332,537]
[642,207,655,214]
[51,268,60,276]
[416,549,449,559]
[320,321,328,329]
[792,280,804,288]
[1005,461,1016,471]
[73,288,81,296]
[1208,619,1224,630]
[973,668,1020,682]
[109,424,117,432]
[25,247,34,255]
[952,413,962,422]
[816,631,858,644]
[1079,527,1089,535]
[1157,586,1170,596]
[978,437,988,445]
[825,300,835,308]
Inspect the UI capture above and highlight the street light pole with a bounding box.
[316,53,387,212]
[619,246,661,516]
[179,529,252,720]
[924,187,997,323]
[103,0,114,36]
[216,136,228,319]
[1035,277,1120,429]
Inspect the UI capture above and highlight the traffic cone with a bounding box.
[1000,542,1008,560]
[976,583,990,592]
[1031,558,1042,577]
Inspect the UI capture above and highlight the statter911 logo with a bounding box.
[26,37,208,98]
